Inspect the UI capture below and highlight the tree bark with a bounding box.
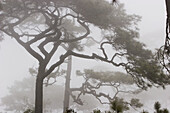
[63,56,72,113]
[35,74,44,113]
[165,0,170,32]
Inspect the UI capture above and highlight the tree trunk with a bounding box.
[35,74,44,113]
[165,0,170,32]
[63,56,72,113]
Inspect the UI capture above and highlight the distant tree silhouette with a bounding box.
[1,76,101,112]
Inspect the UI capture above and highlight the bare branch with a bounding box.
[8,25,43,62]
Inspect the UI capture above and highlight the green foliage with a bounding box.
[155,102,161,112]
[110,97,129,113]
[73,0,140,29]
[127,57,170,89]
[106,26,169,89]
[93,109,101,113]
[141,110,149,113]
[154,101,169,113]
[163,109,170,113]
[109,98,143,113]
[24,108,35,113]
[73,0,112,28]
[61,19,86,34]
[0,0,138,30]
[112,28,169,89]
[65,108,77,113]
[62,101,169,113]
[57,100,169,113]
[112,28,150,58]
[60,19,86,51]
[77,70,134,84]
[130,98,143,108]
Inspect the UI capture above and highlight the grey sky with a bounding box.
[122,0,166,49]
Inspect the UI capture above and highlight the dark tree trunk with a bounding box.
[165,0,170,15]
[63,56,72,113]
[165,0,170,32]
[35,74,44,113]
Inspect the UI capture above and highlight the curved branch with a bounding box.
[70,51,127,67]
[45,50,72,78]
[100,42,108,59]
[8,26,43,62]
